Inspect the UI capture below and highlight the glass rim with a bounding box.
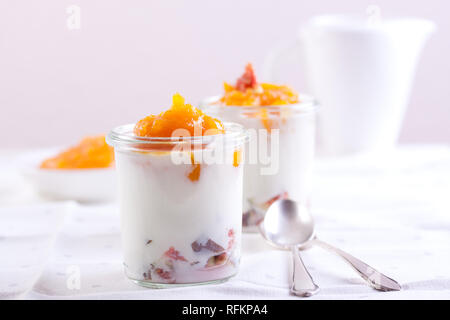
[199,93,318,113]
[106,121,248,149]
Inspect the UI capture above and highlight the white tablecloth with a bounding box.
[1,145,449,300]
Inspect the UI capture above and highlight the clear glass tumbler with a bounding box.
[202,96,317,232]
[107,122,247,287]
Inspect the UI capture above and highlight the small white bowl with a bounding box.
[19,149,116,203]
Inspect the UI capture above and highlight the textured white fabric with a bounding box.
[0,145,449,300]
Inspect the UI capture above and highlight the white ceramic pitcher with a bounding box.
[264,14,436,155]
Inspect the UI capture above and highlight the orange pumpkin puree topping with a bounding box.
[134,94,241,183]
[220,63,299,106]
[134,93,225,138]
[188,153,201,182]
[40,135,114,169]
[233,149,242,168]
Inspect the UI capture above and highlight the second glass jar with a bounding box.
[202,96,316,232]
[107,122,247,287]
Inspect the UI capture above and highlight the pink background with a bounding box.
[0,0,448,148]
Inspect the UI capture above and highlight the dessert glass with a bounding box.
[107,122,247,287]
[202,95,317,232]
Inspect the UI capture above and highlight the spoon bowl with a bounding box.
[258,199,319,297]
[262,199,315,249]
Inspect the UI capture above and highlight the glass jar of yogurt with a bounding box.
[107,122,247,287]
[201,96,317,232]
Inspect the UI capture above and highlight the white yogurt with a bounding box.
[107,123,246,286]
[202,97,316,232]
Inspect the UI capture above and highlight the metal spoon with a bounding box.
[263,199,402,292]
[259,199,319,297]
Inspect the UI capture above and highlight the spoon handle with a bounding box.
[290,246,319,297]
[313,239,401,291]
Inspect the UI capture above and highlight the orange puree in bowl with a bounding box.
[220,63,299,106]
[40,135,114,169]
[134,93,225,138]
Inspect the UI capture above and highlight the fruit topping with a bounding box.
[235,63,258,92]
[134,93,225,138]
[220,64,299,107]
[40,135,114,169]
[233,149,242,167]
[188,152,201,182]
